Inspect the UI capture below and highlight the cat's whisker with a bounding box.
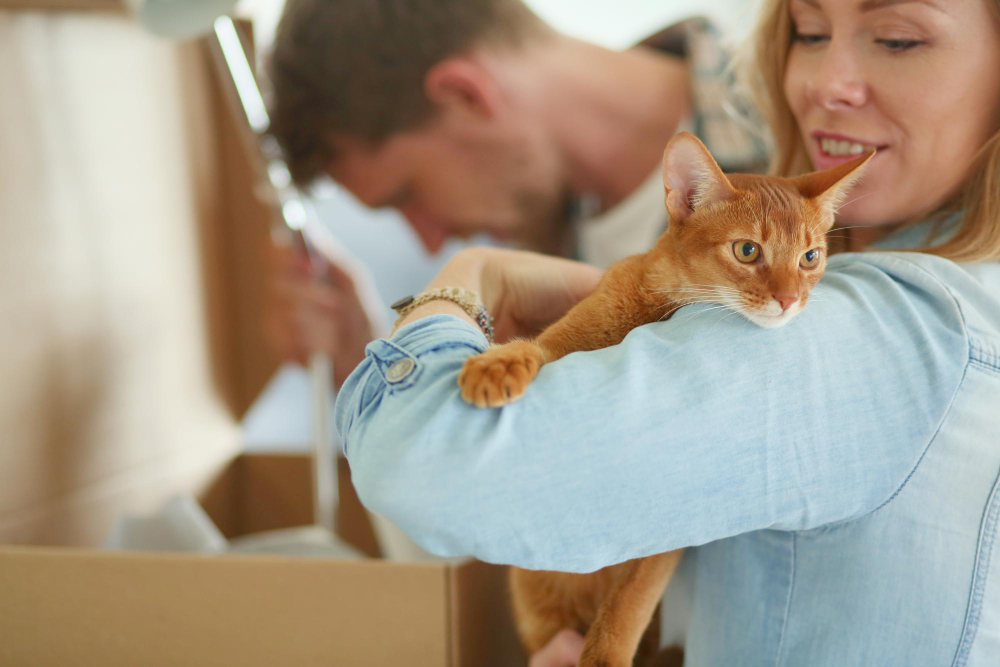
[811,192,879,235]
[747,200,763,231]
[663,294,729,302]
[682,283,743,290]
[673,295,731,305]
[657,287,742,297]
[668,300,722,313]
[656,297,711,317]
[677,311,736,325]
[653,291,733,301]
[671,304,732,326]
[653,284,741,293]
[658,299,714,322]
[833,191,879,215]
[710,308,744,330]
[663,299,720,313]
[826,224,877,233]
[654,287,730,294]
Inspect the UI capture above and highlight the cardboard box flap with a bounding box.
[0,454,526,666]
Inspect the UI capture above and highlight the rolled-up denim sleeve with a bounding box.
[335,253,970,573]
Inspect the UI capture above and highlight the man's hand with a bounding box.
[529,629,585,667]
[265,244,379,388]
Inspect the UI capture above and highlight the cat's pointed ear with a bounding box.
[662,132,736,224]
[792,151,875,226]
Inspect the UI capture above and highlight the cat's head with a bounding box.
[660,132,872,328]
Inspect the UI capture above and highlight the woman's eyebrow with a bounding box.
[797,0,948,14]
[859,0,949,13]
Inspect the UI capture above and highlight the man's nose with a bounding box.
[401,206,450,254]
[811,40,869,111]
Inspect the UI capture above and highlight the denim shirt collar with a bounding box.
[867,212,962,251]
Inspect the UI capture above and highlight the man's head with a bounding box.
[268,0,569,252]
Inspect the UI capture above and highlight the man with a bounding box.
[263,4,764,663]
[264,0,765,385]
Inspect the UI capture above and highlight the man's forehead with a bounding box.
[325,135,409,208]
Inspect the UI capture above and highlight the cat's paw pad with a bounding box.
[458,341,544,408]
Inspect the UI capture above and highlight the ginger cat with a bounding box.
[457,132,873,667]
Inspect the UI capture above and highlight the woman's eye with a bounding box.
[876,38,924,52]
[793,32,829,45]
[801,248,822,269]
[733,241,761,264]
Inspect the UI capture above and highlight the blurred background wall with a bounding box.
[0,0,752,547]
[0,7,274,545]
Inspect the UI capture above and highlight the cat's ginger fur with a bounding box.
[458,133,872,667]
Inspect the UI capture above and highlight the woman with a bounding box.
[335,0,1000,665]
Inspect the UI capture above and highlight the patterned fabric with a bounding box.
[641,17,770,174]
[571,18,770,267]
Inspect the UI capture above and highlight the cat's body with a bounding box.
[458,133,872,667]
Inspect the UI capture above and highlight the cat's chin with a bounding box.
[741,310,798,329]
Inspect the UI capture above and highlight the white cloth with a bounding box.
[574,167,668,269]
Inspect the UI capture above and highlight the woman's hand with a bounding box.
[414,247,604,341]
[528,629,585,667]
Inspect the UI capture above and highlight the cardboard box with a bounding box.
[0,453,526,667]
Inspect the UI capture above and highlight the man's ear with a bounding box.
[662,132,736,224]
[424,58,500,120]
[792,150,875,229]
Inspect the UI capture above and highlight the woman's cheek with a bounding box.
[783,51,811,124]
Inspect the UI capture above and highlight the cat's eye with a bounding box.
[733,240,760,264]
[801,248,822,269]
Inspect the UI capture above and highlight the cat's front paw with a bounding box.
[458,341,545,408]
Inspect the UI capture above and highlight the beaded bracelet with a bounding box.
[390,287,495,343]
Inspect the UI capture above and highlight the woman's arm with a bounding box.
[336,252,969,573]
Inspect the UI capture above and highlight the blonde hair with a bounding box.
[734,0,1000,262]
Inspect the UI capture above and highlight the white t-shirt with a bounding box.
[573,167,668,269]
[572,17,769,269]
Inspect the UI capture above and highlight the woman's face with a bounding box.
[784,0,1000,227]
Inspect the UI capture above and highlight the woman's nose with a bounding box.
[810,40,869,111]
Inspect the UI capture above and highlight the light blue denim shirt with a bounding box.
[336,221,1000,666]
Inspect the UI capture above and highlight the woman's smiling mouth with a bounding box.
[811,131,887,168]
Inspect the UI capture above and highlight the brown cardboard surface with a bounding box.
[0,548,452,667]
[451,560,527,667]
[0,453,526,666]
[336,454,381,558]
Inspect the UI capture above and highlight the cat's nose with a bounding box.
[774,293,798,311]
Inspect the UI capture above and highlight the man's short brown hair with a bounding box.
[267,0,549,185]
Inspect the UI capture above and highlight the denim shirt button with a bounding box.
[385,357,416,382]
